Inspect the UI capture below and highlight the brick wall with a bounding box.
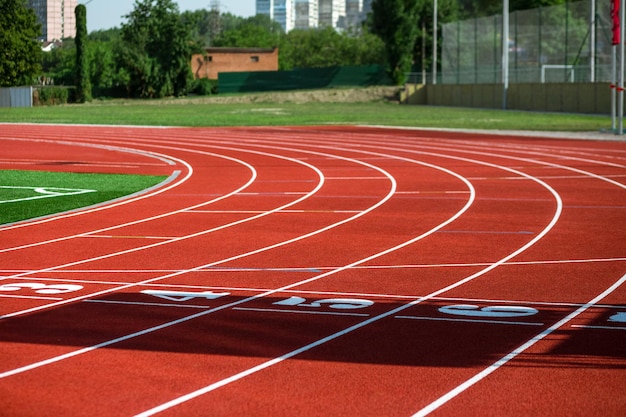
[191,48,279,80]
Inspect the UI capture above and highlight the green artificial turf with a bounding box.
[0,170,167,225]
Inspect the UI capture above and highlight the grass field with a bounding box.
[0,170,167,225]
[0,96,612,131]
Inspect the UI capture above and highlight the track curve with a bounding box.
[0,125,624,417]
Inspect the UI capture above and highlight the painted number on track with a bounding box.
[439,304,539,318]
[141,289,230,302]
[0,282,83,294]
[274,296,374,310]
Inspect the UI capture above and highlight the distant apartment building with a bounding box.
[347,0,369,28]
[257,0,369,32]
[295,0,318,30]
[28,0,78,42]
[318,0,345,29]
[257,0,295,32]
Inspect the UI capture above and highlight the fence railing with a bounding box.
[440,0,612,84]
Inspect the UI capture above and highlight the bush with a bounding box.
[34,87,73,105]
[190,78,217,96]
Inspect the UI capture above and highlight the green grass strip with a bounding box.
[0,170,167,225]
[0,100,611,131]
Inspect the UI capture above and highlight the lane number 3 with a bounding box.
[0,282,83,294]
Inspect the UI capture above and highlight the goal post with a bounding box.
[540,65,575,83]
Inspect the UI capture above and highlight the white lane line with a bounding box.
[395,190,471,194]
[185,209,361,214]
[469,174,626,180]
[325,176,389,180]
[412,273,626,417]
[571,324,626,331]
[81,235,178,240]
[0,294,62,301]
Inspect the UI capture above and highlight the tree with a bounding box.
[0,0,43,87]
[413,0,458,77]
[371,0,421,84]
[75,4,91,102]
[117,0,193,98]
[42,39,75,85]
[181,8,222,48]
[279,27,384,70]
[213,14,283,48]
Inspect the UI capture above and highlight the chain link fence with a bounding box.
[438,0,612,84]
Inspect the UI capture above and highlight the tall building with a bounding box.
[257,0,274,20]
[362,0,373,16]
[257,0,295,33]
[295,0,317,30]
[257,0,369,32]
[346,0,372,29]
[28,0,78,42]
[345,0,362,28]
[318,0,345,29]
[275,0,295,32]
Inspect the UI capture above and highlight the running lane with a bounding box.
[0,125,624,417]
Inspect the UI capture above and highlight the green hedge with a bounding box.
[34,87,75,106]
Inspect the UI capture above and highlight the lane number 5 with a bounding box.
[439,304,539,318]
[274,296,374,310]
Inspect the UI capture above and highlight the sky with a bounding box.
[82,0,256,32]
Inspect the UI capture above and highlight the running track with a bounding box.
[0,124,625,416]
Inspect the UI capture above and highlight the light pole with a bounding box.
[433,0,437,85]
[502,0,509,110]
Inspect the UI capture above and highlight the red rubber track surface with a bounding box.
[0,124,624,417]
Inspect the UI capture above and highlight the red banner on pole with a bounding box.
[613,0,621,45]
